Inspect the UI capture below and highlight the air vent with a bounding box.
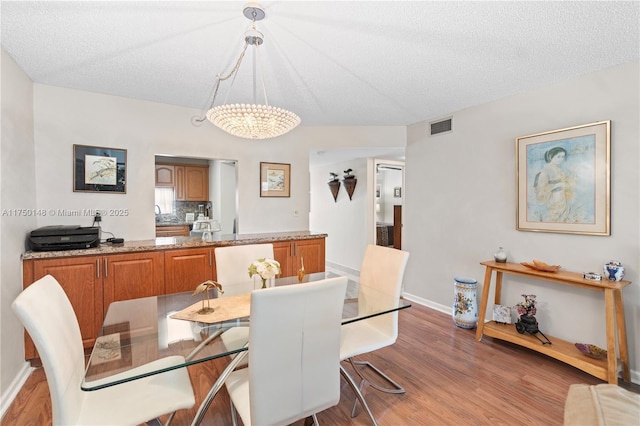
[430,118,452,135]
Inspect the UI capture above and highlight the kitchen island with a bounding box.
[21,231,326,361]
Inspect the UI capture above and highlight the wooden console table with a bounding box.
[475,261,631,384]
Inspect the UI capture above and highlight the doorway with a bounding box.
[374,160,404,249]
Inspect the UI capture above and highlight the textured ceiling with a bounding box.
[2,1,639,130]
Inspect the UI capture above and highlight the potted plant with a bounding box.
[514,294,539,334]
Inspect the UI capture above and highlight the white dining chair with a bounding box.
[215,243,275,294]
[340,244,410,425]
[224,276,348,426]
[12,274,195,426]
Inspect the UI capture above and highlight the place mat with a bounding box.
[170,293,251,324]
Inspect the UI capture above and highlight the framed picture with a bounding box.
[516,121,610,235]
[73,145,126,193]
[260,162,290,197]
[394,187,402,197]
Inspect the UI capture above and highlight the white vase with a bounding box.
[453,277,478,329]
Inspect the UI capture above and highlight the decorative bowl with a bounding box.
[574,343,607,360]
[520,259,561,272]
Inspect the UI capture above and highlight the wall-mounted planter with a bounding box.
[343,178,357,200]
[328,180,340,202]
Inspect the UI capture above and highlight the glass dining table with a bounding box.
[82,271,411,424]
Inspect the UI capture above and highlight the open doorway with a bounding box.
[374,160,404,249]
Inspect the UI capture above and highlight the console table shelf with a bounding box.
[475,261,631,384]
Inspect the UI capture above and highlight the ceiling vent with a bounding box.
[430,118,452,136]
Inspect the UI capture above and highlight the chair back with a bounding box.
[12,275,86,425]
[358,244,410,340]
[215,243,274,294]
[248,276,347,425]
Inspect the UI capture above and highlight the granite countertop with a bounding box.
[22,231,327,260]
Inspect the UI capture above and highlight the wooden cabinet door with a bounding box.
[31,256,103,352]
[294,238,325,274]
[165,248,215,294]
[175,165,185,200]
[102,252,164,308]
[155,165,175,186]
[184,166,209,201]
[272,241,293,276]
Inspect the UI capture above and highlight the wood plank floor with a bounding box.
[3,303,637,426]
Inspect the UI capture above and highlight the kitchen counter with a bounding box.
[155,221,193,227]
[22,231,327,260]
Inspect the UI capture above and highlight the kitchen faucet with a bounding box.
[155,205,162,215]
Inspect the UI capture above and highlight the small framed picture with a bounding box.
[73,145,126,193]
[394,187,402,198]
[492,304,512,324]
[260,162,290,197]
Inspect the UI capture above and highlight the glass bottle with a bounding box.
[494,247,507,263]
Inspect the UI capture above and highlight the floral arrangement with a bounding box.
[515,294,537,317]
[248,258,281,288]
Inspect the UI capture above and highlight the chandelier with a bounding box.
[194,3,300,140]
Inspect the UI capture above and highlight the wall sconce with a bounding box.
[328,172,340,202]
[343,169,357,201]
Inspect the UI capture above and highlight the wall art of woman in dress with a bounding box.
[531,144,591,223]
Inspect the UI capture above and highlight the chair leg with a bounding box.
[348,357,405,393]
[340,365,378,426]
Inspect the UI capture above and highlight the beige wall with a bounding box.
[404,61,640,381]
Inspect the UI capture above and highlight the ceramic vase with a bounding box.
[453,277,478,329]
[603,261,625,281]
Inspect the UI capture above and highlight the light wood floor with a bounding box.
[3,303,637,426]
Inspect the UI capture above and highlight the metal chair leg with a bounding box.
[348,358,405,393]
[340,365,378,426]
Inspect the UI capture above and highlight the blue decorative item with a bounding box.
[603,261,625,281]
[453,277,478,329]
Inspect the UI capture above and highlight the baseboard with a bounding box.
[0,362,33,420]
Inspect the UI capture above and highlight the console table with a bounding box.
[475,261,630,384]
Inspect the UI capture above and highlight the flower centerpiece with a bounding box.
[514,294,539,334]
[248,258,281,289]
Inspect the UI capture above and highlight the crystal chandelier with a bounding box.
[194,3,300,140]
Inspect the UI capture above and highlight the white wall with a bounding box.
[310,159,370,272]
[30,85,405,240]
[0,51,37,412]
[404,61,640,380]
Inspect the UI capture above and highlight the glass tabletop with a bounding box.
[82,272,411,391]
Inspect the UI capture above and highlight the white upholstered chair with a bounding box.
[339,244,410,425]
[224,276,348,426]
[215,243,275,294]
[12,275,195,426]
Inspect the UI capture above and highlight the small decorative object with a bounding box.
[583,272,602,281]
[192,280,224,314]
[328,179,341,202]
[453,277,478,329]
[514,294,551,345]
[328,172,339,182]
[603,260,625,281]
[494,247,507,263]
[248,258,281,289]
[341,169,357,200]
[520,259,561,272]
[297,256,305,282]
[574,343,608,360]
[492,304,512,324]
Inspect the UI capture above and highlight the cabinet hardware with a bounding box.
[104,258,108,277]
[96,259,100,278]
[209,250,212,267]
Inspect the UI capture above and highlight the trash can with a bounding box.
[453,277,478,329]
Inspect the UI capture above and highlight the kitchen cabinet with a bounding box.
[155,164,175,186]
[164,247,216,294]
[273,238,325,277]
[156,163,209,201]
[155,225,190,237]
[22,251,164,359]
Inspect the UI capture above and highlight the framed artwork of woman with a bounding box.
[516,121,610,235]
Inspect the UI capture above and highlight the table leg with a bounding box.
[475,266,493,341]
[494,271,503,305]
[613,288,630,382]
[603,289,618,384]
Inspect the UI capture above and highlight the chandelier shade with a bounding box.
[195,2,300,140]
[206,103,301,140]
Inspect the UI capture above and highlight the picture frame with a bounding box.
[73,145,127,193]
[260,162,290,197]
[394,187,402,198]
[516,121,610,235]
